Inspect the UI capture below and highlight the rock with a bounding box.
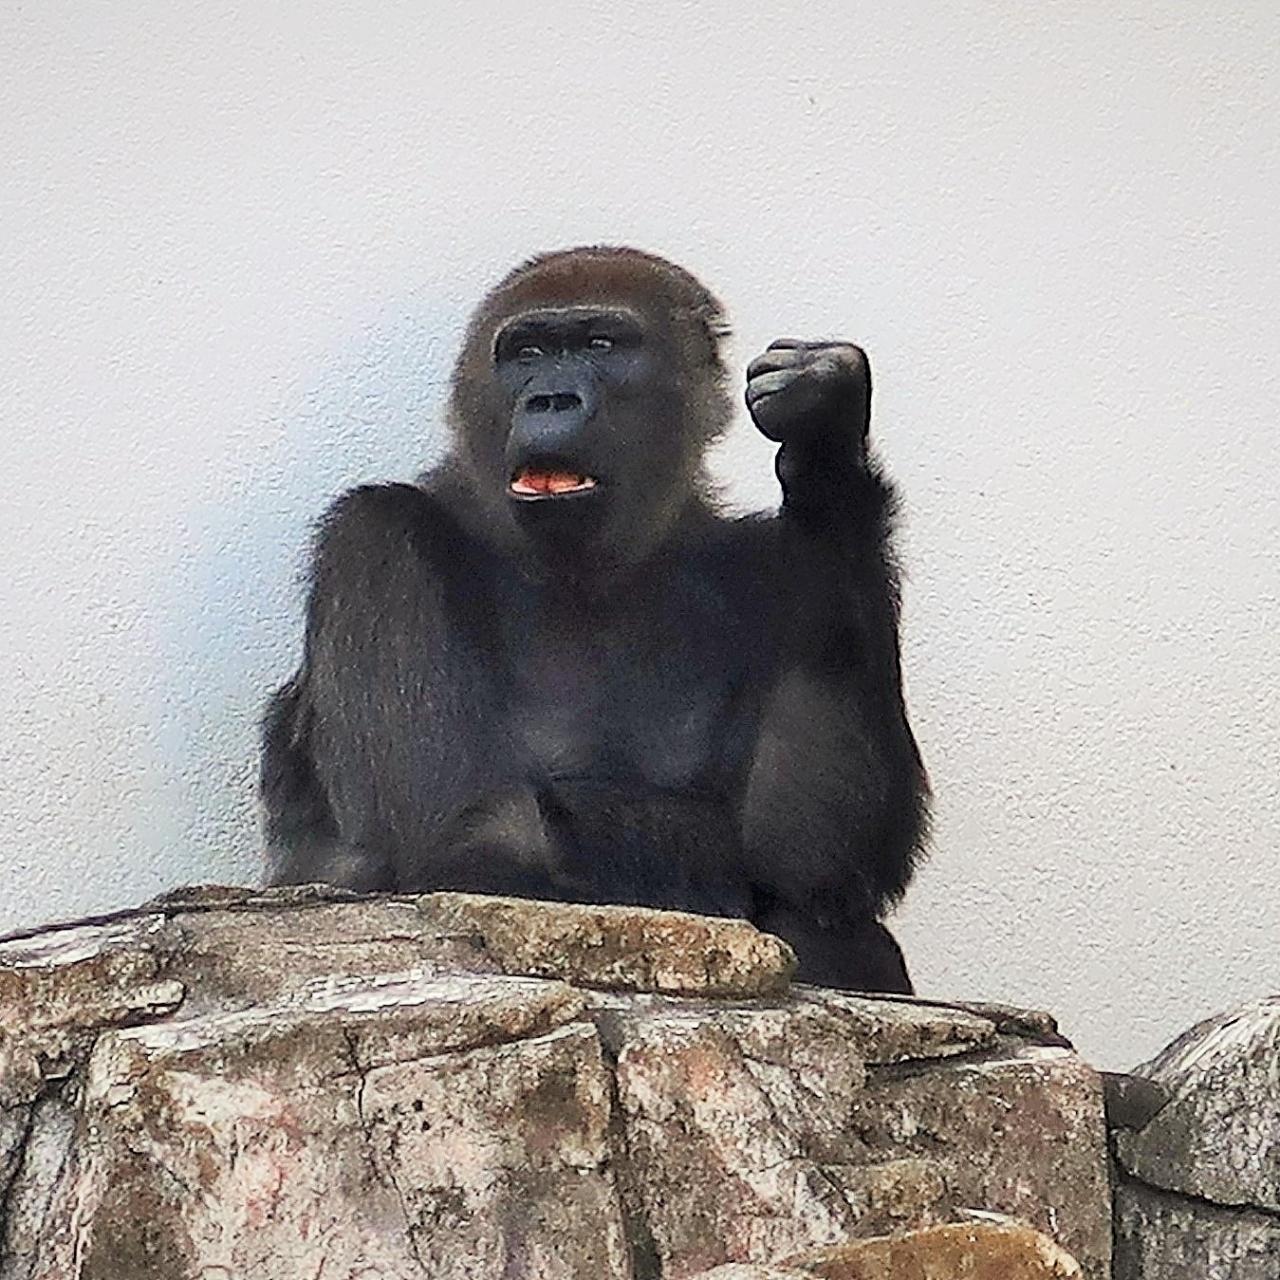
[0,1086,78,1269]
[71,973,621,1279]
[611,1001,877,1273]
[1109,997,1280,1280]
[0,887,1109,1279]
[691,1269,810,1280]
[780,1220,1084,1277]
[144,881,368,911]
[0,915,184,1106]
[609,1004,1106,1278]
[1101,1071,1170,1132]
[796,988,998,1064]
[167,895,491,1012]
[1113,1181,1280,1280]
[1115,996,1280,1212]
[945,1000,1072,1047]
[836,1046,1111,1277]
[821,1160,950,1239]
[690,1222,1085,1280]
[416,892,798,997]
[691,1269,808,1280]
[148,888,798,1009]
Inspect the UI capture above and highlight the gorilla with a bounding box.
[261,247,929,993]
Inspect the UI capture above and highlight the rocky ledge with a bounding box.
[0,887,1109,1279]
[1111,997,1280,1279]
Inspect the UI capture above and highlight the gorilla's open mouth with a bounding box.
[508,469,600,499]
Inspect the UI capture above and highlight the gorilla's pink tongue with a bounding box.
[511,470,595,496]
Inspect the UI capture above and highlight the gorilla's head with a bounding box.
[448,247,732,574]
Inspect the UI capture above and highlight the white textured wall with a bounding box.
[3,1,1277,1069]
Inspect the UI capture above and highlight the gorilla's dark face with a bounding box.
[449,248,732,576]
[494,303,682,553]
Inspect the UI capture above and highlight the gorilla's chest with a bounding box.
[493,572,765,791]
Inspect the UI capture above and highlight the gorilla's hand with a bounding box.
[746,340,870,452]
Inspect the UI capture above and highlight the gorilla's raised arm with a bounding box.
[741,341,929,987]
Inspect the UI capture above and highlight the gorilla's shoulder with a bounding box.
[320,477,476,536]
[311,481,474,574]
[320,481,437,528]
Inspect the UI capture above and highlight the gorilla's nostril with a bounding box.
[527,393,581,414]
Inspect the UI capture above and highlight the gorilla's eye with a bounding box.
[588,335,614,352]
[517,344,544,361]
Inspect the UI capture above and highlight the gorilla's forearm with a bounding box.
[748,449,928,917]
[774,431,870,521]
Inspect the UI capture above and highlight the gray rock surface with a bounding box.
[1111,997,1280,1280]
[1116,997,1280,1211]
[0,887,1110,1280]
[1113,1181,1280,1280]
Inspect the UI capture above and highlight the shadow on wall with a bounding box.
[147,295,463,889]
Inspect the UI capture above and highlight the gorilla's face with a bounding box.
[447,247,733,578]
[487,303,692,570]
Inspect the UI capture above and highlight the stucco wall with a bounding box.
[3,1,1277,1069]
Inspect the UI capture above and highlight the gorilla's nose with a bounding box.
[510,380,598,469]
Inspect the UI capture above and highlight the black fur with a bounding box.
[261,247,929,992]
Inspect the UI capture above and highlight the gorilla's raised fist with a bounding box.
[745,339,871,453]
